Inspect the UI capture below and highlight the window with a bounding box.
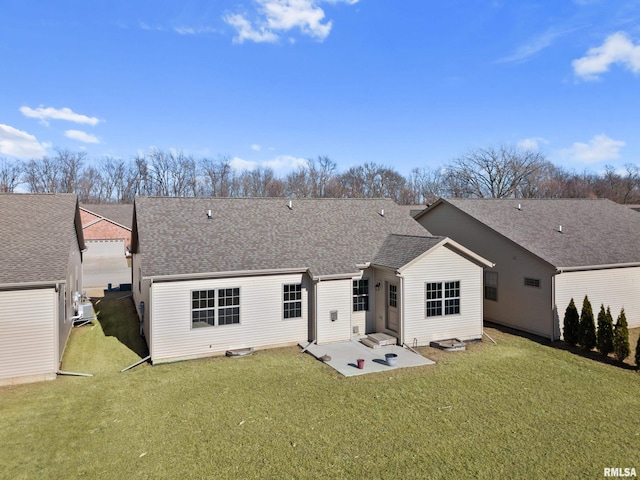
[484,271,498,301]
[353,279,369,312]
[192,290,215,327]
[524,277,540,288]
[426,281,461,317]
[444,281,460,315]
[284,284,302,319]
[389,283,397,308]
[426,282,442,317]
[192,288,240,328]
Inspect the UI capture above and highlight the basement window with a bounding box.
[524,277,541,288]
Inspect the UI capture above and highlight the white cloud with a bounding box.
[572,32,640,80]
[64,129,100,144]
[0,124,48,159]
[251,144,262,151]
[263,155,308,170]
[230,156,259,171]
[20,105,100,126]
[498,26,588,64]
[517,137,548,151]
[225,0,358,44]
[561,134,625,163]
[173,26,219,35]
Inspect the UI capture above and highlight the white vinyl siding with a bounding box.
[0,288,57,384]
[555,267,640,332]
[316,279,352,344]
[402,245,483,344]
[149,273,308,363]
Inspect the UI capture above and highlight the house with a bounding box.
[80,204,133,256]
[416,198,640,340]
[131,197,492,365]
[0,193,85,385]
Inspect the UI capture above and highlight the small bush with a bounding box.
[635,334,640,370]
[613,308,630,362]
[596,304,614,357]
[578,296,596,351]
[563,298,579,346]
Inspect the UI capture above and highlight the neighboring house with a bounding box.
[416,198,640,340]
[131,197,492,365]
[400,205,428,218]
[80,204,133,257]
[0,193,85,385]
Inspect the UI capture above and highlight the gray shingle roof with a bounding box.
[80,204,133,229]
[0,193,84,286]
[373,234,446,270]
[133,197,433,278]
[430,198,640,268]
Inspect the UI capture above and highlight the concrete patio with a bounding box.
[300,339,435,377]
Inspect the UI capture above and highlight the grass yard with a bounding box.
[1,294,639,479]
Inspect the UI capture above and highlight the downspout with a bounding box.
[148,278,154,362]
[398,273,404,345]
[313,279,318,343]
[551,273,557,341]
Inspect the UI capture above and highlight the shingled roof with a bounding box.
[420,198,640,269]
[0,193,85,286]
[132,197,432,279]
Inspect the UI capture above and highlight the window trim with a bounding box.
[524,277,541,288]
[283,283,303,319]
[191,287,241,329]
[484,271,498,302]
[426,281,461,318]
[353,278,370,312]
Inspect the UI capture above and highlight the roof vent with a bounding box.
[287,200,293,210]
[380,209,385,217]
[517,203,522,210]
[207,209,212,220]
[558,225,563,233]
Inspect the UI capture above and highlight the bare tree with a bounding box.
[406,167,445,204]
[0,158,23,192]
[77,166,103,203]
[56,149,86,193]
[445,146,546,198]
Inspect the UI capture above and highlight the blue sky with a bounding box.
[1,0,639,176]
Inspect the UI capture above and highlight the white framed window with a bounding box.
[426,281,461,317]
[192,288,240,328]
[284,284,302,319]
[524,277,540,288]
[353,279,369,312]
[484,271,498,301]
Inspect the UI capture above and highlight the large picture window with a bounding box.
[426,281,461,317]
[353,279,369,312]
[284,283,302,319]
[192,288,240,328]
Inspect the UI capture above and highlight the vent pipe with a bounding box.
[517,203,521,210]
[207,210,212,220]
[287,200,293,210]
[558,225,563,233]
[380,209,385,217]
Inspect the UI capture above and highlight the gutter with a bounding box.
[146,267,309,283]
[556,261,640,273]
[0,280,63,291]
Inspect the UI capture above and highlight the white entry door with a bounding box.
[386,282,399,333]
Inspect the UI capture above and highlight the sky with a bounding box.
[1,0,640,176]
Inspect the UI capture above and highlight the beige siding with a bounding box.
[131,254,150,352]
[150,273,309,363]
[60,229,82,362]
[419,203,556,338]
[0,288,57,384]
[555,267,640,331]
[316,279,352,344]
[402,245,484,345]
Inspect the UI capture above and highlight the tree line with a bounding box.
[2,146,640,205]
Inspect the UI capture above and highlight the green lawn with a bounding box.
[1,294,639,480]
